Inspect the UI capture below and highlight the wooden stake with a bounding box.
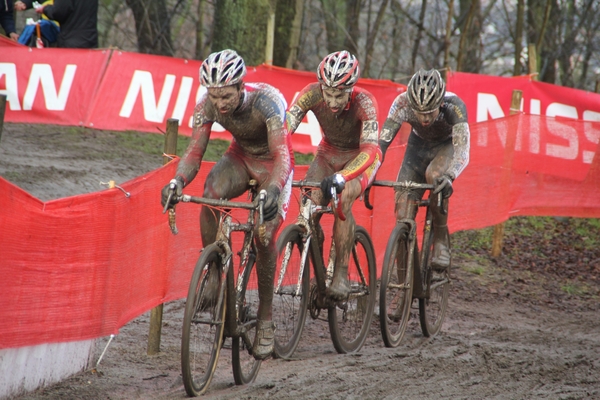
[528,44,538,80]
[491,90,522,258]
[148,118,179,355]
[0,94,6,144]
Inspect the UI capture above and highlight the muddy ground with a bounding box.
[1,123,599,400]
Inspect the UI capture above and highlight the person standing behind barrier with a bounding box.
[0,0,19,41]
[15,0,97,48]
[161,49,294,361]
[286,50,381,301]
[378,68,470,271]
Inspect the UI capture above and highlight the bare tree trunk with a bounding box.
[320,0,344,52]
[266,0,278,65]
[457,0,482,73]
[212,0,269,66]
[344,0,360,56]
[363,0,389,78]
[527,0,554,80]
[125,0,174,56]
[285,0,305,68]
[411,0,427,71]
[195,0,204,60]
[513,0,524,76]
[456,0,479,72]
[443,0,454,78]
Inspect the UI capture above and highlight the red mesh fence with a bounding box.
[1,114,599,349]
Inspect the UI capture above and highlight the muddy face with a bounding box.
[321,86,351,115]
[414,108,440,127]
[207,85,243,114]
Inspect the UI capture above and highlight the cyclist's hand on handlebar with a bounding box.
[433,174,454,199]
[263,185,280,221]
[161,176,184,207]
[320,173,346,201]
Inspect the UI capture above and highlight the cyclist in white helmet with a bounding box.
[379,68,470,271]
[161,49,294,360]
[286,50,382,301]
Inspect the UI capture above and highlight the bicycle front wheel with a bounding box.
[329,226,377,353]
[272,224,310,359]
[232,250,261,385]
[181,244,226,397]
[419,225,450,337]
[379,224,414,347]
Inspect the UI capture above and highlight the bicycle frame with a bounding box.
[178,193,262,337]
[275,183,337,306]
[369,180,440,298]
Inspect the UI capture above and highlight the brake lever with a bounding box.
[258,189,267,225]
[162,179,178,214]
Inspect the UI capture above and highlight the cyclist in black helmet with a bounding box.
[161,49,294,360]
[378,68,470,271]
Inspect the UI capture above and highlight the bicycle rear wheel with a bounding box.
[273,224,310,359]
[329,226,377,353]
[181,244,226,397]
[379,224,414,347]
[232,250,261,385]
[419,225,450,337]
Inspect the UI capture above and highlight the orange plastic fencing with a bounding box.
[1,114,599,349]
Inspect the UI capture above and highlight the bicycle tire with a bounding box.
[272,224,310,359]
[418,225,450,337]
[181,244,227,397]
[232,249,261,385]
[328,225,377,353]
[379,224,414,347]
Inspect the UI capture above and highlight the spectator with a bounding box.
[0,0,19,41]
[15,0,97,48]
[15,1,59,26]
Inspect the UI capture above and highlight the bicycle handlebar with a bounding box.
[292,180,345,220]
[163,189,268,236]
[366,180,447,215]
[371,180,435,190]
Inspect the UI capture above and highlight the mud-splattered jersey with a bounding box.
[176,82,292,191]
[286,83,380,181]
[379,92,470,179]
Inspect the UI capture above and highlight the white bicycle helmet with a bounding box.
[200,49,247,88]
[407,69,446,113]
[317,50,360,90]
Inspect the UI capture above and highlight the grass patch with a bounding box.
[561,283,589,296]
[465,265,486,275]
[110,130,315,165]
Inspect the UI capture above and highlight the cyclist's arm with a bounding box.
[443,97,470,180]
[285,84,317,134]
[260,92,293,191]
[338,91,381,182]
[446,122,470,180]
[266,115,293,191]
[175,102,213,186]
[378,119,402,161]
[378,94,406,161]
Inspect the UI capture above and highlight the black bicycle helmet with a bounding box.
[407,69,446,112]
[200,49,247,88]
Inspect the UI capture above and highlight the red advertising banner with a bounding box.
[2,46,600,155]
[1,45,600,350]
[0,46,110,125]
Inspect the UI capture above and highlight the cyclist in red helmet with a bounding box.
[161,49,294,360]
[379,68,470,271]
[286,50,381,301]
